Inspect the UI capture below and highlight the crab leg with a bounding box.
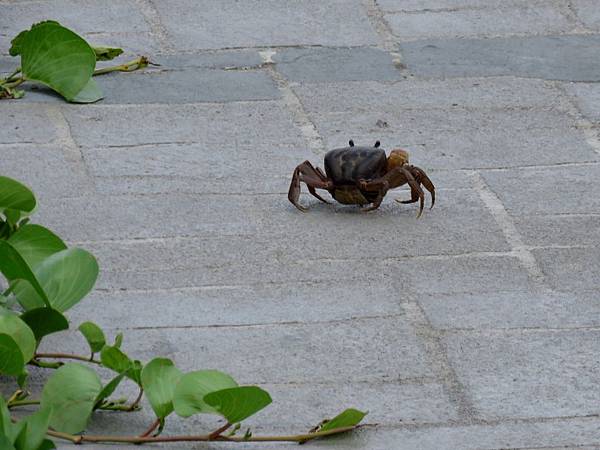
[288,161,333,212]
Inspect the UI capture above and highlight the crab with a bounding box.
[288,140,435,217]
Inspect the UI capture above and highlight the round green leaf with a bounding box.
[141,358,182,419]
[8,224,67,270]
[0,311,35,363]
[173,370,238,418]
[20,307,69,341]
[20,21,96,101]
[0,241,50,307]
[0,176,36,214]
[13,248,99,312]
[0,334,25,376]
[78,321,105,353]
[41,363,102,434]
[100,345,131,374]
[204,386,272,424]
[318,408,367,432]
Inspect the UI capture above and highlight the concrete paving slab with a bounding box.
[443,329,600,420]
[385,4,570,41]
[514,214,600,248]
[481,164,600,215]
[274,47,402,83]
[0,104,59,144]
[571,0,600,31]
[153,0,379,50]
[564,82,600,122]
[376,0,545,12]
[401,35,600,81]
[534,247,600,293]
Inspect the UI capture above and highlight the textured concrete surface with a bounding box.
[1,0,599,448]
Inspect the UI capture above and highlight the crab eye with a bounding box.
[349,139,354,147]
[374,140,381,148]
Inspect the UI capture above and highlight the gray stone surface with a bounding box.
[153,0,380,50]
[443,329,600,419]
[2,1,600,448]
[401,35,600,81]
[274,47,402,83]
[386,4,570,41]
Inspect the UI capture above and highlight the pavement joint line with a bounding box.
[472,172,546,284]
[134,0,174,53]
[472,160,600,172]
[391,29,600,44]
[258,50,327,157]
[363,0,404,67]
[439,325,600,334]
[43,105,94,191]
[402,301,478,422]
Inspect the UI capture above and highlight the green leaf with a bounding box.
[38,439,56,450]
[113,332,123,348]
[318,408,367,432]
[78,321,105,353]
[141,358,182,419]
[100,345,131,374]
[4,209,21,228]
[0,176,36,214]
[7,224,67,270]
[19,21,96,102]
[0,333,24,376]
[17,407,52,450]
[94,371,128,409]
[9,20,60,57]
[93,46,123,61]
[40,363,102,434]
[173,370,238,418]
[20,307,69,341]
[130,360,143,387]
[13,248,99,312]
[0,435,16,450]
[71,78,103,103]
[0,241,50,307]
[0,311,35,363]
[204,386,272,424]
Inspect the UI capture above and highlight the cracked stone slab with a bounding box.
[418,290,600,330]
[274,47,402,83]
[0,0,151,52]
[153,0,379,50]
[62,101,306,148]
[385,4,570,41]
[11,68,280,104]
[534,247,600,293]
[401,35,600,81]
[69,282,406,330]
[571,0,600,32]
[0,104,59,144]
[481,165,600,215]
[0,144,91,199]
[41,317,437,383]
[443,329,600,420]
[564,82,600,122]
[83,143,312,194]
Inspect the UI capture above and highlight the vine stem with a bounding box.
[8,399,140,412]
[34,352,102,365]
[139,418,161,437]
[93,56,151,76]
[46,425,360,444]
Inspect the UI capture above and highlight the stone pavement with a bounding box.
[1,0,600,448]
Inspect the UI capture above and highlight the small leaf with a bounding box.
[0,176,36,213]
[0,241,50,307]
[78,321,105,353]
[8,224,67,269]
[0,311,36,363]
[40,363,102,434]
[100,345,131,374]
[318,408,367,432]
[4,209,20,227]
[13,248,98,312]
[113,332,123,348]
[71,78,103,103]
[204,386,272,424]
[21,307,69,342]
[93,46,123,61]
[38,438,57,450]
[20,21,96,102]
[0,333,25,376]
[141,358,182,419]
[95,371,128,409]
[173,370,238,417]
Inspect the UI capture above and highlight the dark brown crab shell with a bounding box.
[324,146,387,204]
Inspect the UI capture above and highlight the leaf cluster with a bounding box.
[0,175,366,445]
[1,21,148,102]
